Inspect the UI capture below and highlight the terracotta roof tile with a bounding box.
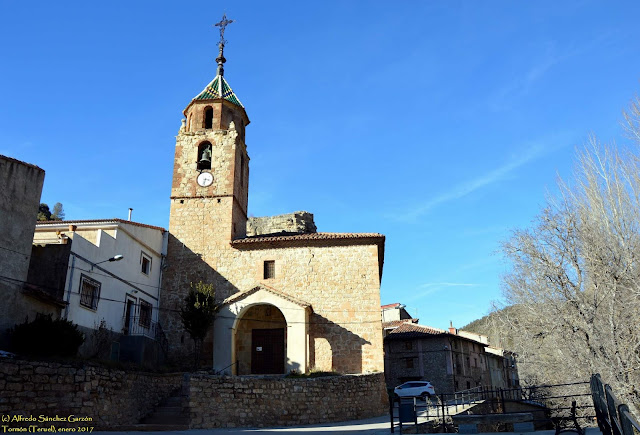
[387,323,447,338]
[382,319,419,329]
[381,303,401,309]
[231,232,384,245]
[35,218,166,232]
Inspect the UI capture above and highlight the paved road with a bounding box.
[92,415,393,435]
[92,422,603,435]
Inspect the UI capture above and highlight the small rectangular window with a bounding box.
[405,358,414,369]
[139,300,152,328]
[263,260,275,279]
[79,275,101,310]
[141,252,151,275]
[405,340,413,350]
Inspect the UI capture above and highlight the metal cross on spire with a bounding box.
[214,13,234,76]
[214,13,234,47]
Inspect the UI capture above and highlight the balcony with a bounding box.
[123,315,161,340]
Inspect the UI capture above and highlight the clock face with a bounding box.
[197,172,214,187]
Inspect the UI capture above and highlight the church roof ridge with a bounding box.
[193,75,244,108]
[231,232,385,245]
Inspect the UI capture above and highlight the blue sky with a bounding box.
[2,1,640,329]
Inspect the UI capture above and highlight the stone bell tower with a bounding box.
[161,15,250,353]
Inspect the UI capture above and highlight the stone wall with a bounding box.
[0,358,387,430]
[187,373,388,428]
[246,211,317,236]
[163,228,385,374]
[0,156,56,349]
[0,358,183,430]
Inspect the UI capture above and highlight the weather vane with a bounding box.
[214,13,234,76]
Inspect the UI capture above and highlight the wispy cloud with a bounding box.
[407,282,480,302]
[418,282,478,289]
[489,33,615,111]
[391,143,547,222]
[489,55,560,111]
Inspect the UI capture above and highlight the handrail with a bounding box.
[591,374,640,435]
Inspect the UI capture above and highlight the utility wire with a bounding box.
[0,274,384,325]
[3,245,389,314]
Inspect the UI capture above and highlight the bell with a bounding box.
[199,147,212,165]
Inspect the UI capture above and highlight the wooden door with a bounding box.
[251,328,285,374]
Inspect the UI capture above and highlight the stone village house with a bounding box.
[382,304,519,394]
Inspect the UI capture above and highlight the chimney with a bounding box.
[448,320,456,335]
[128,208,133,221]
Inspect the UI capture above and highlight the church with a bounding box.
[160,17,386,375]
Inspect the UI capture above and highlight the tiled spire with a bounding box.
[193,76,244,108]
[191,13,244,108]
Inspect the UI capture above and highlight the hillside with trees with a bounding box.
[465,97,640,411]
[37,202,65,221]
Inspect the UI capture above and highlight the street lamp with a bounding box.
[92,254,124,269]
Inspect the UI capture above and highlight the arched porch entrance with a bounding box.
[213,285,311,375]
[235,304,286,375]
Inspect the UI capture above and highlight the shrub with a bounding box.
[9,314,85,357]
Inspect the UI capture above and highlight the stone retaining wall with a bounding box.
[187,372,388,428]
[0,358,183,430]
[0,358,387,430]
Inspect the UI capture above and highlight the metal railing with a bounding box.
[123,315,160,340]
[591,374,640,435]
[389,380,596,433]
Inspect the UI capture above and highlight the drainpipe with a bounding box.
[64,255,76,319]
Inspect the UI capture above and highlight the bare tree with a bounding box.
[496,98,640,412]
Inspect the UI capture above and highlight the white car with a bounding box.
[394,381,436,399]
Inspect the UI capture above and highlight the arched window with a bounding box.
[204,107,213,129]
[197,142,212,171]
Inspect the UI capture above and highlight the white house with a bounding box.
[33,218,167,362]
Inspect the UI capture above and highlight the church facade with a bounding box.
[160,31,385,375]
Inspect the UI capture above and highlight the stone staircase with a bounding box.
[133,390,189,431]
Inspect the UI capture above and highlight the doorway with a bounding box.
[251,328,285,374]
[235,304,287,375]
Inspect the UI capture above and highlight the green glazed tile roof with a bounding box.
[194,75,244,108]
